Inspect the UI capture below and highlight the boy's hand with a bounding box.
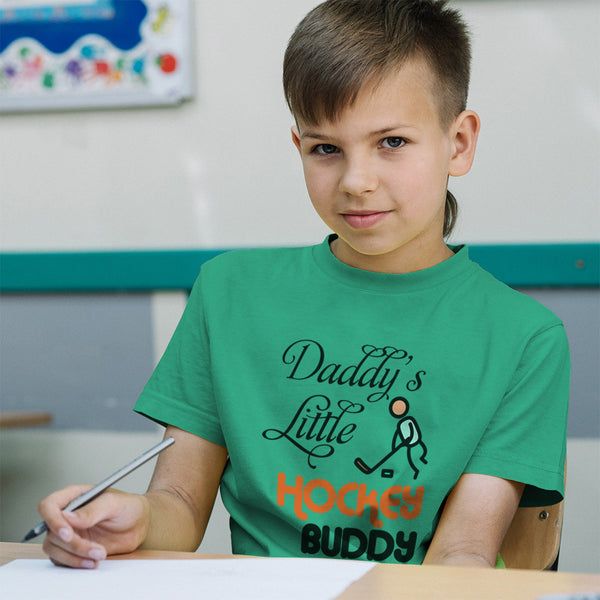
[38,427,228,568]
[39,485,149,569]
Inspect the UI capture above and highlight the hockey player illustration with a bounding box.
[354,397,428,479]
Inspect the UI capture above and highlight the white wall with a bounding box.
[0,1,598,250]
[452,0,600,243]
[0,1,326,251]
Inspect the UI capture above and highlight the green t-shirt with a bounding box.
[135,237,569,564]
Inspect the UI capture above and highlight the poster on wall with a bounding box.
[0,0,193,111]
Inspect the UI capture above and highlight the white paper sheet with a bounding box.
[0,557,374,600]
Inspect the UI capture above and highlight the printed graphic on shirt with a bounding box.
[263,339,427,473]
[275,473,425,562]
[262,339,428,562]
[354,397,428,480]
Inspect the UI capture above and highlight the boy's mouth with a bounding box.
[342,210,390,229]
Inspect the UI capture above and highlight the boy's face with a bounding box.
[292,58,478,273]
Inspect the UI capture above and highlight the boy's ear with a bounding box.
[291,125,303,155]
[448,110,480,177]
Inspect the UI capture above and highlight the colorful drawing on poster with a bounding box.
[0,1,193,111]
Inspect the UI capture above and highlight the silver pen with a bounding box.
[21,436,175,542]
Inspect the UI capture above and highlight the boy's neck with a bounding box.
[330,236,455,274]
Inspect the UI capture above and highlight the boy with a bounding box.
[39,0,569,569]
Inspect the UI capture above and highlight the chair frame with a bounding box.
[500,464,566,570]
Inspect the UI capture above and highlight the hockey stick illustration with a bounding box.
[354,446,401,474]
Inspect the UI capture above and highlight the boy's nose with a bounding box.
[338,157,379,197]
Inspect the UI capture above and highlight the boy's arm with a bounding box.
[141,425,228,551]
[39,426,227,568]
[423,473,524,568]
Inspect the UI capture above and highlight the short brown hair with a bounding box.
[283,0,472,237]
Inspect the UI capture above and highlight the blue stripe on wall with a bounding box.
[0,243,598,292]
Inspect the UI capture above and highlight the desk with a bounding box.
[0,411,52,428]
[1,542,599,599]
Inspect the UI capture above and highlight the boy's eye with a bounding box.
[313,143,339,155]
[381,137,406,149]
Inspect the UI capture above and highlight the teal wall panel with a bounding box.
[1,244,598,292]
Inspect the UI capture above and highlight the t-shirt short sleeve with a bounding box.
[464,323,569,507]
[134,272,226,447]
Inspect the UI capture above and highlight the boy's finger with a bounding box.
[63,506,97,529]
[46,516,107,555]
[44,523,107,561]
[38,484,93,540]
[40,484,95,514]
[61,490,121,531]
[42,533,104,570]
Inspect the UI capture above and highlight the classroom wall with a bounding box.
[0,0,598,250]
[1,0,598,574]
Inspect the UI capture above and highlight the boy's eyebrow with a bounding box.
[300,125,416,140]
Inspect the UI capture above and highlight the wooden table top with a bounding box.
[0,411,52,429]
[1,542,599,600]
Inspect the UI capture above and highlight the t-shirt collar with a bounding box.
[312,234,472,293]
